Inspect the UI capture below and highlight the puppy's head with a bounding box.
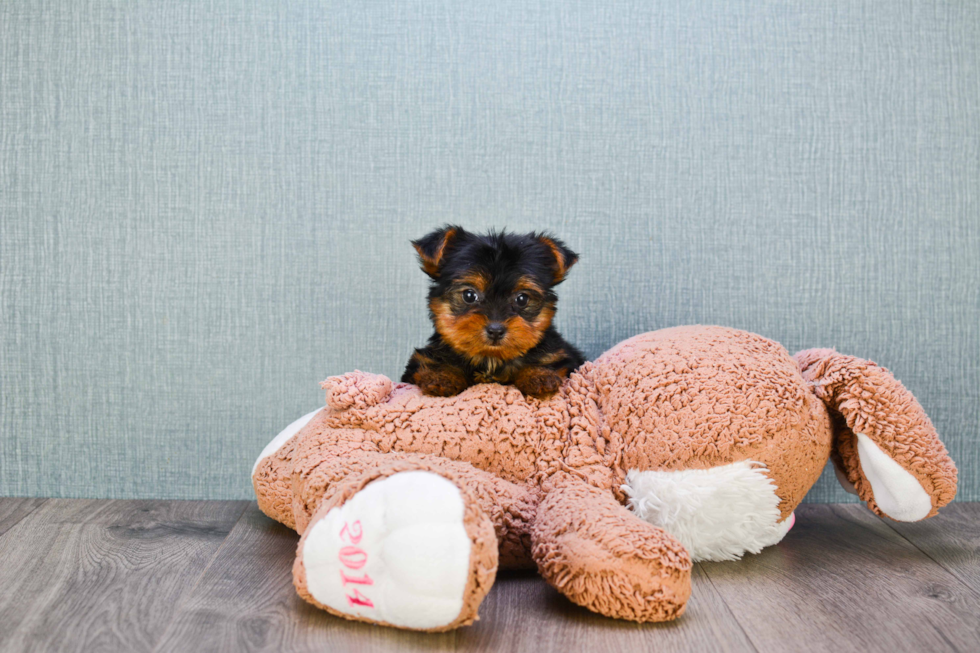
[412,225,578,362]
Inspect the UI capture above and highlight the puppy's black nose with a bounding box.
[485,323,507,342]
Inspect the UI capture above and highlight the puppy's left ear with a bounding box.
[537,235,579,284]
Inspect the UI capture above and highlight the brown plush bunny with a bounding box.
[252,326,957,631]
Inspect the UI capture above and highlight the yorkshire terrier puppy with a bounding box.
[402,226,586,400]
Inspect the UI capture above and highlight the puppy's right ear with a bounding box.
[412,225,463,278]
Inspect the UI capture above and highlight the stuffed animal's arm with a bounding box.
[530,476,691,622]
[795,349,957,521]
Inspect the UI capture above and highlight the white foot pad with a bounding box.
[302,471,472,630]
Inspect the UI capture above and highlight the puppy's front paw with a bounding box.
[514,367,562,400]
[415,368,469,397]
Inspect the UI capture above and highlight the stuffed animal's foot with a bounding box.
[531,478,691,622]
[293,471,497,631]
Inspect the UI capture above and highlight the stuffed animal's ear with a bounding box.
[321,370,393,410]
[537,234,579,284]
[412,225,463,279]
[795,349,957,521]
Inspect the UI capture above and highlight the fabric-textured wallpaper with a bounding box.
[2,0,978,501]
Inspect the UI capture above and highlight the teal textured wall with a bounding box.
[2,0,978,500]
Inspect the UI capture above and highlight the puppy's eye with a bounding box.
[462,289,479,304]
[514,293,529,308]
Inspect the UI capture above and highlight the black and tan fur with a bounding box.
[402,226,586,400]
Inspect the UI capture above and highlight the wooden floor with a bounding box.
[0,500,977,653]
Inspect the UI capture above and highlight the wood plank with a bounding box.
[0,497,46,537]
[158,503,755,653]
[457,565,757,653]
[0,499,247,653]
[701,504,980,653]
[884,502,980,596]
[154,503,456,653]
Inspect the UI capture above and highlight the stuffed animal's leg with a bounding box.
[252,407,331,531]
[796,349,957,521]
[291,448,539,566]
[531,477,691,622]
[292,450,538,631]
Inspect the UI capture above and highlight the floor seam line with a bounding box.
[696,561,762,653]
[149,499,251,653]
[0,498,50,540]
[878,514,980,602]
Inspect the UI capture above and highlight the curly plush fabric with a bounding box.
[253,325,958,631]
[592,327,832,516]
[293,466,499,630]
[795,349,957,519]
[531,475,691,621]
